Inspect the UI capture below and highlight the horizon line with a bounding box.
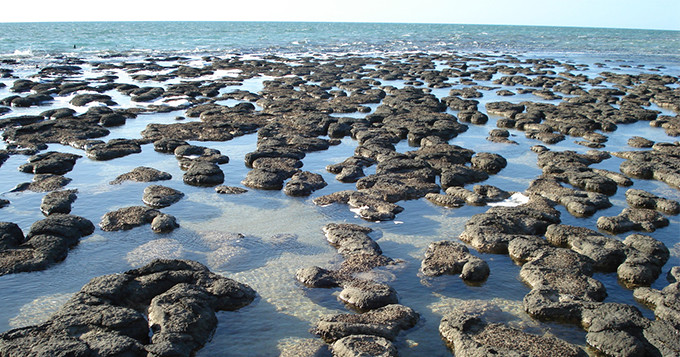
[0,20,677,32]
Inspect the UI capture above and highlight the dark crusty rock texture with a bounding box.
[0,215,94,276]
[0,259,256,357]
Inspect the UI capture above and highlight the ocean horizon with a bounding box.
[1,21,679,62]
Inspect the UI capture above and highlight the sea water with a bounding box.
[0,22,679,356]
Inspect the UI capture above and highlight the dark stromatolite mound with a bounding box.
[439,305,586,357]
[326,156,374,183]
[18,151,81,175]
[314,304,418,343]
[520,248,606,308]
[459,195,560,254]
[634,280,680,331]
[428,185,514,208]
[183,161,225,187]
[0,214,94,276]
[297,223,403,311]
[150,213,179,233]
[420,241,489,282]
[0,259,256,357]
[527,177,611,217]
[242,166,295,190]
[651,115,680,136]
[596,208,669,233]
[581,302,680,357]
[331,335,397,357]
[321,223,398,310]
[536,149,631,196]
[457,110,488,124]
[142,185,184,208]
[314,190,404,222]
[471,152,507,174]
[174,144,229,169]
[69,93,116,106]
[0,222,24,251]
[86,139,142,160]
[617,234,670,288]
[99,206,161,231]
[440,165,489,188]
[12,173,72,192]
[625,188,680,215]
[41,189,78,215]
[284,171,328,196]
[153,138,189,153]
[613,143,680,188]
[425,192,465,208]
[110,166,172,184]
[1,118,110,147]
[544,224,626,272]
[141,112,265,142]
[628,136,655,148]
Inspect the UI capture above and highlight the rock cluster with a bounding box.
[0,259,256,357]
[0,214,94,276]
[296,223,418,354]
[439,304,586,356]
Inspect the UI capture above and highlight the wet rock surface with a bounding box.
[0,50,679,357]
[183,161,225,187]
[0,259,256,357]
[314,304,419,343]
[13,174,72,192]
[625,188,680,215]
[18,151,81,175]
[459,195,560,253]
[597,208,670,233]
[0,214,94,276]
[439,305,586,357]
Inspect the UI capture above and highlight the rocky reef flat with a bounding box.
[0,51,678,356]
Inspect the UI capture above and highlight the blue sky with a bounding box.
[1,0,678,31]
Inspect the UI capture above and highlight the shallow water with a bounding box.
[0,49,679,356]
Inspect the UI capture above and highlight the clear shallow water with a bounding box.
[0,22,679,356]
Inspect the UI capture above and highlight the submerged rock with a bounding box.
[0,259,256,357]
[215,185,248,194]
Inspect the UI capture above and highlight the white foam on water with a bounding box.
[487,192,530,207]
